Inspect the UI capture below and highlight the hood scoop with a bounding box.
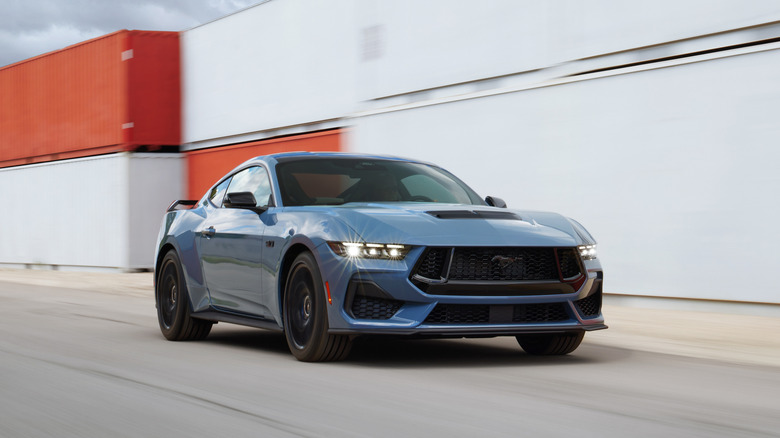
[426,210,522,220]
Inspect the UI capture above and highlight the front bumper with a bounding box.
[315,244,607,336]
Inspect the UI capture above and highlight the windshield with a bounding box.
[275,158,485,206]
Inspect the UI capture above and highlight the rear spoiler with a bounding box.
[167,200,198,212]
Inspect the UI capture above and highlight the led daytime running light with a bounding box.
[328,242,410,259]
[578,244,597,260]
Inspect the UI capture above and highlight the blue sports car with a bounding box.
[154,152,606,361]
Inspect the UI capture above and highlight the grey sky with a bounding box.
[0,0,266,67]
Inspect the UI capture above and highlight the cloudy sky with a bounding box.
[0,0,267,67]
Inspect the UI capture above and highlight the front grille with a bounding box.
[557,248,581,279]
[424,304,490,324]
[512,303,569,322]
[574,292,601,317]
[448,247,558,281]
[351,296,403,320]
[423,303,571,325]
[415,248,449,279]
[412,246,585,296]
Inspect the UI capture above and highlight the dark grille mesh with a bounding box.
[557,248,582,279]
[574,293,601,317]
[423,303,571,324]
[424,304,490,324]
[512,303,569,322]
[448,247,558,281]
[415,248,448,279]
[351,296,403,320]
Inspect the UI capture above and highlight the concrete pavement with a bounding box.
[1,268,778,368]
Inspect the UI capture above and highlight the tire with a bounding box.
[156,250,213,341]
[516,332,584,355]
[283,252,352,362]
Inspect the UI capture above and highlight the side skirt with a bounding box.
[192,310,284,332]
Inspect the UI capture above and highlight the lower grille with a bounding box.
[424,304,490,324]
[513,303,569,322]
[424,303,570,325]
[351,296,403,320]
[574,292,601,317]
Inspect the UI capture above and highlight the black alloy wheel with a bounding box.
[155,250,213,341]
[516,331,585,355]
[283,252,352,362]
[287,265,315,349]
[159,258,179,330]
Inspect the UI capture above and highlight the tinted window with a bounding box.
[226,166,273,207]
[208,177,232,207]
[401,174,463,204]
[276,158,484,206]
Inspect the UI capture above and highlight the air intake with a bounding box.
[426,210,521,220]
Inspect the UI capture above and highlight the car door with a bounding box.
[199,165,275,318]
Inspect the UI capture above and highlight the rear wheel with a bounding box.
[156,250,213,341]
[283,252,352,362]
[516,332,584,355]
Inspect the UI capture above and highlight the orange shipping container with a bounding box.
[186,130,344,199]
[0,30,180,168]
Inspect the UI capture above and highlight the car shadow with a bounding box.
[345,337,628,369]
[204,327,290,356]
[201,326,629,368]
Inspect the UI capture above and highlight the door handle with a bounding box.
[203,226,216,237]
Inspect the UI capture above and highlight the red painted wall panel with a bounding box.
[0,30,180,168]
[186,130,343,199]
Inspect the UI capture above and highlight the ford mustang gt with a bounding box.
[154,152,606,361]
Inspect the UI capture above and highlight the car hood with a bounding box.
[326,203,582,247]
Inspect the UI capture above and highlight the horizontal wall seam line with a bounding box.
[348,41,780,119]
[570,36,780,77]
[604,293,780,308]
[368,68,544,102]
[574,18,780,61]
[182,118,344,151]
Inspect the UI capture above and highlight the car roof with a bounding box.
[242,151,435,167]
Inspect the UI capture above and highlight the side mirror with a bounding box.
[485,196,507,208]
[224,192,258,209]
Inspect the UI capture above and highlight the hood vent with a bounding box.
[426,210,522,220]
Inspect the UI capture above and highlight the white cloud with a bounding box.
[0,0,267,67]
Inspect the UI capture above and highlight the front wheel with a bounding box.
[516,332,584,355]
[283,252,352,362]
[156,250,213,341]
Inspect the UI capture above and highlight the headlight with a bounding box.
[578,244,597,260]
[327,242,411,259]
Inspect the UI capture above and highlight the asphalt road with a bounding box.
[1,279,779,437]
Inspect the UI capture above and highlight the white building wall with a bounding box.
[181,0,358,149]
[351,46,780,304]
[182,0,780,146]
[127,154,186,269]
[357,0,780,101]
[0,153,183,271]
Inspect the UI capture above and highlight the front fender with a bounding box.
[154,209,211,313]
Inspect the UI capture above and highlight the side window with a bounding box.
[208,177,232,207]
[226,166,273,207]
